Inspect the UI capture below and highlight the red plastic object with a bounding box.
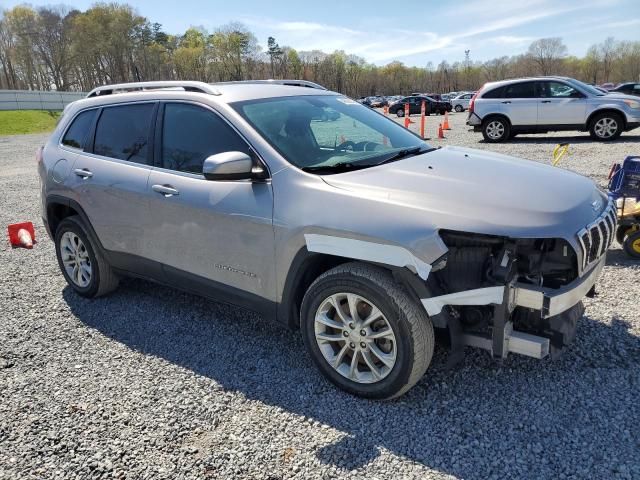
[8,222,36,248]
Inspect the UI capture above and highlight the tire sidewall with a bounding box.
[55,217,101,297]
[300,274,415,399]
[482,116,510,142]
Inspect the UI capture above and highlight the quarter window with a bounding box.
[94,103,154,163]
[61,109,96,150]
[161,103,251,174]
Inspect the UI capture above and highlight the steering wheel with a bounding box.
[354,141,379,151]
[337,140,357,151]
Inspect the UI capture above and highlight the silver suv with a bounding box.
[467,76,640,142]
[40,80,614,399]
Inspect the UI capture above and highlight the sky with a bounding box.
[2,0,639,66]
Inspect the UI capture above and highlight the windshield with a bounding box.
[233,95,431,173]
[566,78,605,96]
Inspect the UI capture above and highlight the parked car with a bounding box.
[467,76,640,142]
[389,96,452,116]
[40,79,613,399]
[609,83,640,97]
[368,96,387,108]
[451,92,474,112]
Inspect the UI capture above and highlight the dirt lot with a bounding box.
[1,115,640,480]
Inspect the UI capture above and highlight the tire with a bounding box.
[300,262,434,400]
[454,105,464,112]
[55,216,119,298]
[616,225,629,245]
[396,109,405,117]
[623,230,640,258]
[589,112,623,141]
[482,116,510,142]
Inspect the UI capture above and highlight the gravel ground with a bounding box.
[1,116,640,480]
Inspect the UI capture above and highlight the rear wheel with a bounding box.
[589,112,623,141]
[454,105,464,112]
[55,216,119,297]
[482,116,510,142]
[396,109,405,117]
[300,263,434,400]
[623,231,640,258]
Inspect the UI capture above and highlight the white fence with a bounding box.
[0,89,86,111]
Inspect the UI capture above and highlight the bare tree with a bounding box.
[527,37,568,75]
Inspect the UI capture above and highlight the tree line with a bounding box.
[1,3,639,96]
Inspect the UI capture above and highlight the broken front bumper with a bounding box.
[423,255,606,360]
[512,254,605,318]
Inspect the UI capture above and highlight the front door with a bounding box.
[144,102,275,305]
[536,80,587,126]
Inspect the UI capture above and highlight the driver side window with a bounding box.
[541,81,582,98]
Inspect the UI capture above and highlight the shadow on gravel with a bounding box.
[63,279,640,479]
[605,248,640,268]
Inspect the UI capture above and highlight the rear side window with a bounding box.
[161,103,251,174]
[481,86,505,99]
[61,110,96,150]
[504,82,536,98]
[94,103,155,164]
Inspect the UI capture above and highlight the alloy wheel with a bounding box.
[594,117,618,139]
[60,231,92,288]
[314,292,397,384]
[486,120,505,140]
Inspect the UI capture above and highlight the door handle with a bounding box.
[541,100,552,103]
[74,168,93,179]
[501,101,511,104]
[152,184,180,197]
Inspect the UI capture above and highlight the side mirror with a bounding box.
[202,151,267,181]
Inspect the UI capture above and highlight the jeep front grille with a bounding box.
[577,201,616,272]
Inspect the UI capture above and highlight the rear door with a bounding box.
[145,101,275,303]
[537,80,587,126]
[67,102,156,258]
[501,81,538,126]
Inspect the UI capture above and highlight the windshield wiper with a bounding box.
[301,162,366,174]
[371,146,437,166]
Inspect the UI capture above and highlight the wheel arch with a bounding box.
[586,108,627,129]
[482,112,512,127]
[278,248,351,329]
[46,195,106,255]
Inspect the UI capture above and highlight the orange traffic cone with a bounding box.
[8,221,35,249]
[438,123,445,139]
[443,111,451,130]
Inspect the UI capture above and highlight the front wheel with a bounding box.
[454,105,464,112]
[396,109,405,117]
[300,263,434,400]
[589,112,623,141]
[482,116,510,142]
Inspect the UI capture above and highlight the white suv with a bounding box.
[467,76,640,142]
[451,92,474,112]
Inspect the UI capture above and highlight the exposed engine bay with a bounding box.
[426,230,589,360]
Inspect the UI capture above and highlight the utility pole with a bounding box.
[464,50,471,90]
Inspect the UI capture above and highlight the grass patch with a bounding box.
[0,110,61,135]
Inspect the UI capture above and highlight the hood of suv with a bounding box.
[322,146,605,239]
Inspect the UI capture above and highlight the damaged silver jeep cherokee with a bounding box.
[39,80,614,399]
